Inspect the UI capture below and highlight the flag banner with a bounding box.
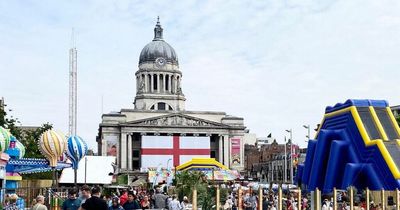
[230,138,241,167]
[141,135,210,168]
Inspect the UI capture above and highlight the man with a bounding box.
[168,195,181,210]
[152,188,167,209]
[32,195,48,210]
[79,186,108,210]
[79,185,91,205]
[63,188,81,210]
[122,192,141,210]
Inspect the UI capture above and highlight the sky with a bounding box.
[1,0,400,151]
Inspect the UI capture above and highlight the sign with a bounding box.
[231,138,241,167]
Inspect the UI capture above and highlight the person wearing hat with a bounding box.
[181,196,191,209]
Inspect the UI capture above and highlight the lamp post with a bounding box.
[303,125,310,142]
[285,129,293,185]
[284,137,287,183]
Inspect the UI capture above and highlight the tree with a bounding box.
[173,170,216,209]
[0,103,53,179]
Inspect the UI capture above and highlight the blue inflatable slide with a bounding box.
[297,99,400,193]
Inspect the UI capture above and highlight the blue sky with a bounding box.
[1,0,400,151]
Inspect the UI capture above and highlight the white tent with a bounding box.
[59,156,116,184]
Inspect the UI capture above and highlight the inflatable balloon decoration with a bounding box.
[15,140,25,159]
[0,126,11,152]
[39,130,67,186]
[66,135,87,185]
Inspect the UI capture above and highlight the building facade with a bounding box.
[97,19,246,172]
[244,139,305,183]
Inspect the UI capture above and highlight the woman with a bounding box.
[141,195,150,209]
[109,197,124,210]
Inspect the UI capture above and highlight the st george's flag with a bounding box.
[141,135,210,168]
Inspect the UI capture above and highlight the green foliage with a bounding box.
[0,103,53,179]
[173,170,216,209]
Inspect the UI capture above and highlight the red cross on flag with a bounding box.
[141,135,210,168]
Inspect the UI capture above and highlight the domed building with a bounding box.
[98,18,246,173]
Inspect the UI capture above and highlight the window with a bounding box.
[153,74,158,90]
[132,150,140,158]
[150,105,155,110]
[168,105,173,110]
[166,75,169,91]
[132,160,139,168]
[211,151,216,158]
[158,102,166,110]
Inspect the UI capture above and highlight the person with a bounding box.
[63,188,82,210]
[109,197,124,210]
[141,195,151,209]
[224,196,233,210]
[79,186,108,210]
[122,192,141,210]
[168,195,181,210]
[32,195,48,210]
[79,185,91,205]
[153,188,167,209]
[181,196,191,210]
[119,189,128,206]
[5,194,18,210]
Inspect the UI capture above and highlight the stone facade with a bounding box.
[97,18,246,172]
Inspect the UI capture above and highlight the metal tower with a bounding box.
[69,29,77,136]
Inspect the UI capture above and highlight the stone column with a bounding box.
[169,74,172,93]
[162,74,166,92]
[158,74,161,92]
[223,135,230,167]
[218,135,223,163]
[120,132,127,169]
[127,134,133,170]
[150,74,154,92]
[144,74,147,93]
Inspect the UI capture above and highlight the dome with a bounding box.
[139,17,178,65]
[139,40,178,65]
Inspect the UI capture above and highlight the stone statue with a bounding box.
[138,79,145,93]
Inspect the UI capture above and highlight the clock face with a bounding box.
[155,57,166,67]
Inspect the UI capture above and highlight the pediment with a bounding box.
[124,113,228,128]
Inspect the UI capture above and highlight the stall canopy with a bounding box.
[59,156,116,184]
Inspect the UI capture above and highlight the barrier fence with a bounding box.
[2,185,400,210]
[1,187,71,210]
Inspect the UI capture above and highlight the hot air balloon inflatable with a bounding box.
[0,126,11,153]
[66,135,87,185]
[39,130,67,186]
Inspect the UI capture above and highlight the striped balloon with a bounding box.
[39,130,67,167]
[0,126,11,152]
[66,135,87,169]
[15,140,25,159]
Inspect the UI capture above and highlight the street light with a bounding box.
[303,125,310,142]
[285,129,293,185]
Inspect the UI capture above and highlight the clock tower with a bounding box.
[134,17,186,111]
